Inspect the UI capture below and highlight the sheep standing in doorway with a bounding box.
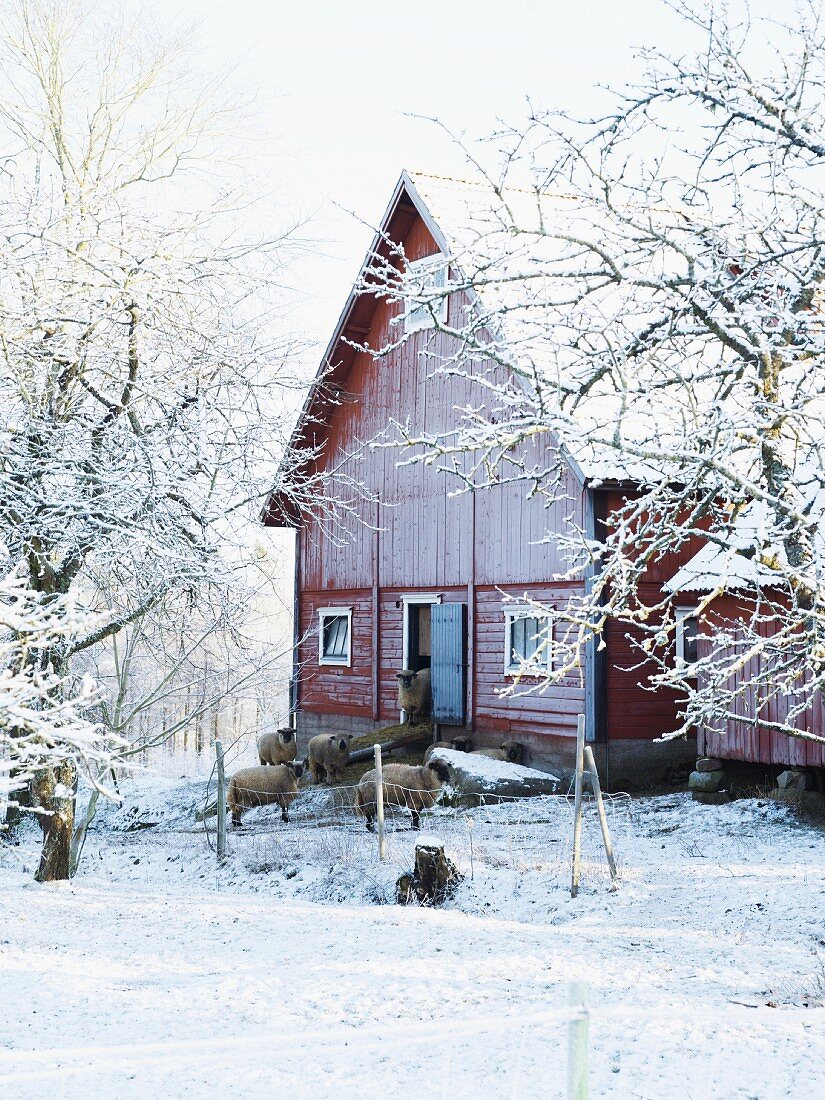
[396,668,431,724]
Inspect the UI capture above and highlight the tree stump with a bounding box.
[396,843,463,906]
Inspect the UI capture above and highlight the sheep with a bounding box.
[396,668,432,724]
[306,733,353,784]
[257,727,297,766]
[423,735,473,763]
[472,740,525,766]
[355,759,450,831]
[226,761,304,826]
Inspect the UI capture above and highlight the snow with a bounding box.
[668,484,825,594]
[2,774,825,1099]
[432,746,561,784]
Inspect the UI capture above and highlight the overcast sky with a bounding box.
[168,0,708,373]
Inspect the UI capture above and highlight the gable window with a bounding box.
[318,607,352,667]
[404,255,449,334]
[504,610,552,674]
[675,608,699,668]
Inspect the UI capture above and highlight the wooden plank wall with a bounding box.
[296,215,592,738]
[700,595,825,767]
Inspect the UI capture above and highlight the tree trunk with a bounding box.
[31,759,77,882]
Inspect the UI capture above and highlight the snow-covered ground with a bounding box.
[2,774,824,1099]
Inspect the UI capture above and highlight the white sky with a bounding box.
[171,0,696,375]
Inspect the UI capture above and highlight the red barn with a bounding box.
[265,172,699,787]
[669,532,825,771]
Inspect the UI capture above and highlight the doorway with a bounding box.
[407,603,432,672]
[402,595,441,673]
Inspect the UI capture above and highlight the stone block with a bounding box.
[692,791,732,805]
[695,757,725,773]
[768,788,825,814]
[688,769,725,793]
[776,768,813,791]
[433,749,560,806]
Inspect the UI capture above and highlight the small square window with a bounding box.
[318,608,352,666]
[504,612,552,674]
[675,608,699,668]
[404,255,449,334]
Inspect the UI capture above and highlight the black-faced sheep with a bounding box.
[306,733,353,784]
[423,735,473,763]
[257,727,297,766]
[396,668,431,724]
[472,740,525,766]
[355,759,450,831]
[227,761,304,826]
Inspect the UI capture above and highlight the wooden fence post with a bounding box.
[216,739,226,864]
[584,745,618,885]
[567,981,589,1099]
[571,713,586,898]
[374,743,386,861]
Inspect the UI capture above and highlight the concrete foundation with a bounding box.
[294,711,697,792]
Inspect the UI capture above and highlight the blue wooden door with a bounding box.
[431,603,467,725]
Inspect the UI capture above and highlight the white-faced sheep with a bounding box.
[226,761,304,826]
[396,668,431,724]
[257,727,297,766]
[423,735,473,763]
[306,733,353,784]
[355,759,450,831]
[472,740,525,765]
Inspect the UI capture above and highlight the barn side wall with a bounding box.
[698,594,825,768]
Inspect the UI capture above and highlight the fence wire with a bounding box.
[232,784,634,902]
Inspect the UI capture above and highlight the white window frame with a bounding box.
[318,607,352,667]
[504,609,552,676]
[675,607,699,671]
[403,255,449,334]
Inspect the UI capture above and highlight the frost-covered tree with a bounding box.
[0,0,310,880]
[0,569,117,799]
[372,1,825,747]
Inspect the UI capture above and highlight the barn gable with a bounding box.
[265,170,588,524]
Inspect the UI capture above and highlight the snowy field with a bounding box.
[2,775,825,1100]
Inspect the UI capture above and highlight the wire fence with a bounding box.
[231,784,635,903]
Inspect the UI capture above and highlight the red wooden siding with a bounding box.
[605,609,686,741]
[699,595,825,767]
[298,589,373,717]
[597,492,707,741]
[290,205,694,747]
[474,583,585,738]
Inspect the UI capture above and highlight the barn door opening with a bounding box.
[406,603,432,672]
[430,603,467,726]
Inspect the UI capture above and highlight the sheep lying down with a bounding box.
[472,740,525,765]
[355,760,450,831]
[424,735,472,763]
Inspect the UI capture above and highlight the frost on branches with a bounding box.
[367,2,825,746]
[0,570,118,802]
[0,2,312,879]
